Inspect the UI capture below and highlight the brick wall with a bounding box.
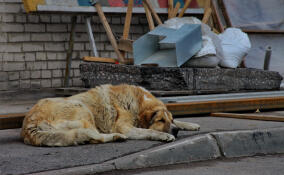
[0,0,154,90]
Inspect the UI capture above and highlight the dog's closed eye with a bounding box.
[157,119,165,123]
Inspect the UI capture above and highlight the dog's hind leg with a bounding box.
[173,120,200,131]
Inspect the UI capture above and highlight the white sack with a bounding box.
[218,28,251,68]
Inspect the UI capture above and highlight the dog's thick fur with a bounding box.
[21,84,200,146]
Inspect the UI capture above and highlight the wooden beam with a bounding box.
[211,112,284,122]
[0,113,26,130]
[202,7,212,24]
[143,1,155,31]
[168,0,174,19]
[178,0,192,17]
[144,0,163,25]
[64,16,77,87]
[172,2,181,18]
[122,0,133,40]
[166,96,284,115]
[82,56,134,65]
[94,3,126,63]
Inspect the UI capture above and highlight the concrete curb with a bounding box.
[33,127,284,175]
[212,127,284,158]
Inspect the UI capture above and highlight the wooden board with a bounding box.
[211,112,284,122]
[166,96,284,116]
[0,113,26,130]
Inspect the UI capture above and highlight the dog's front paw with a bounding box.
[113,133,128,141]
[191,123,200,131]
[160,133,175,142]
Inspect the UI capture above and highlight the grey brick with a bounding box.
[23,43,44,52]
[27,14,39,23]
[96,42,104,51]
[52,70,62,78]
[24,24,45,32]
[51,15,61,23]
[41,79,51,88]
[7,81,19,89]
[8,33,30,42]
[73,69,80,77]
[105,44,113,51]
[74,33,89,42]
[79,51,90,58]
[52,33,69,41]
[25,53,35,61]
[0,4,21,13]
[40,15,51,23]
[56,52,66,60]
[3,53,13,61]
[100,51,110,58]
[1,23,24,32]
[72,78,82,87]
[1,14,14,22]
[41,70,51,78]
[73,43,84,51]
[3,62,25,71]
[8,72,19,80]
[74,24,87,32]
[99,34,108,42]
[20,80,30,89]
[31,80,41,88]
[0,32,8,42]
[131,26,144,34]
[0,82,8,90]
[31,33,52,41]
[36,52,46,60]
[0,43,22,52]
[61,15,72,23]
[52,78,62,87]
[45,43,65,51]
[20,71,30,79]
[14,53,25,61]
[0,72,8,81]
[47,24,68,32]
[48,61,65,69]
[131,16,139,24]
[15,15,26,23]
[26,61,47,70]
[71,60,81,69]
[47,52,57,60]
[31,70,41,79]
[112,16,121,24]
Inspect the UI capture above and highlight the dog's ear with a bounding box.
[139,110,158,128]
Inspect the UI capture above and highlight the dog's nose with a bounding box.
[171,127,179,138]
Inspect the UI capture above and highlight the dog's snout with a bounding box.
[170,126,179,138]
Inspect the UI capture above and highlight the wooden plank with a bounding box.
[168,0,174,19]
[94,3,126,63]
[178,0,192,17]
[118,39,133,53]
[143,1,155,31]
[122,0,134,40]
[172,2,181,18]
[202,7,212,24]
[64,16,77,87]
[144,0,163,25]
[82,56,117,63]
[82,56,134,64]
[0,113,26,130]
[166,96,284,115]
[211,0,224,33]
[211,112,284,122]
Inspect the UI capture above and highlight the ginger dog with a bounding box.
[21,84,200,146]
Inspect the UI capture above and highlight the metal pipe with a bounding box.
[264,46,272,70]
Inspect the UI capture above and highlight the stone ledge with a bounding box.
[80,63,283,93]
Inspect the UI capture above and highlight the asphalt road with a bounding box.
[101,154,284,175]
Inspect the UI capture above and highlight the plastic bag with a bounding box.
[218,28,251,68]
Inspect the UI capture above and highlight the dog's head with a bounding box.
[139,107,179,137]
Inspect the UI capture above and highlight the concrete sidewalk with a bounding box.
[1,116,284,175]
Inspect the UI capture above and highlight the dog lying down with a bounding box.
[21,84,200,146]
